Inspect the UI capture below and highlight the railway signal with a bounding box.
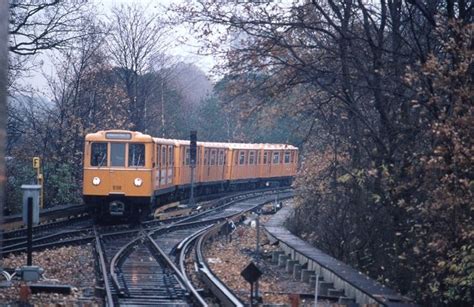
[190,130,197,166]
[32,157,44,209]
[241,262,263,306]
[189,130,197,206]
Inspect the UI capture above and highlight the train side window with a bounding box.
[111,143,126,167]
[224,150,227,165]
[291,151,295,163]
[284,151,290,163]
[272,152,280,164]
[185,147,190,165]
[257,152,261,165]
[204,149,208,165]
[162,146,167,165]
[263,151,268,164]
[128,143,145,167]
[249,151,255,164]
[91,142,107,166]
[239,151,246,165]
[210,149,216,165]
[218,150,224,165]
[234,152,238,165]
[169,146,173,165]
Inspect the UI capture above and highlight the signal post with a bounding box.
[189,131,197,206]
[32,157,43,209]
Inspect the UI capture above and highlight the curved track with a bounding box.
[95,189,289,306]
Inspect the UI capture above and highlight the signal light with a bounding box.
[190,130,197,166]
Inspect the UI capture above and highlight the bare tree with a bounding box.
[107,3,171,132]
[8,0,94,93]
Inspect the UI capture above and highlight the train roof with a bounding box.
[155,138,298,150]
[86,130,297,150]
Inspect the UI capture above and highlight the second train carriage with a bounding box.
[83,130,298,219]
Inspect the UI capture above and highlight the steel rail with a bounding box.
[195,223,244,307]
[108,233,140,297]
[177,226,213,307]
[191,192,294,307]
[145,230,209,306]
[94,226,114,307]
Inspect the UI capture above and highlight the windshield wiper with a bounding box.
[98,155,106,168]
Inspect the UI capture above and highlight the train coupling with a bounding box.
[109,201,125,216]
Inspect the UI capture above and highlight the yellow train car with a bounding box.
[83,130,155,218]
[83,130,298,220]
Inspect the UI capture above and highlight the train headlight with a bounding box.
[134,177,143,187]
[92,177,101,186]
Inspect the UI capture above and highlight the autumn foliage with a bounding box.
[172,1,473,305]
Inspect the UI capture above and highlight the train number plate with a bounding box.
[112,185,122,191]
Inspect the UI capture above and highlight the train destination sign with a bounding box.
[105,132,132,140]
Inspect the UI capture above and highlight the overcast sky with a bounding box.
[18,0,214,96]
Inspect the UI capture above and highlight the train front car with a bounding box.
[83,130,154,220]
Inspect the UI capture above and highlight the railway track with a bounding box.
[1,216,95,254]
[1,204,88,231]
[95,188,289,306]
[1,188,416,306]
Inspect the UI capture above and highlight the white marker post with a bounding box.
[314,273,319,307]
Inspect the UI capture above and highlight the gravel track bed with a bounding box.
[204,212,316,306]
[0,244,99,306]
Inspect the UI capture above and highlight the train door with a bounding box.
[263,151,270,177]
[203,148,209,181]
[219,149,226,180]
[210,148,217,180]
[154,144,160,189]
[109,142,126,193]
[161,145,167,186]
[168,146,174,185]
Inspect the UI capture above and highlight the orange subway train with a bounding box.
[83,130,298,220]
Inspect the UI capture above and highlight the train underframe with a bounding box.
[84,176,293,223]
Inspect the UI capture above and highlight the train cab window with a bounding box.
[91,142,107,166]
[162,146,167,165]
[185,147,190,165]
[129,143,145,167]
[218,150,224,165]
[111,143,126,167]
[210,149,217,165]
[249,151,255,164]
[272,152,280,164]
[169,147,173,165]
[263,151,268,164]
[239,151,246,165]
[284,151,290,163]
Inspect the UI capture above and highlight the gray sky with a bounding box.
[18,0,215,96]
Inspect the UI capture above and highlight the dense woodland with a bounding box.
[6,1,473,306]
